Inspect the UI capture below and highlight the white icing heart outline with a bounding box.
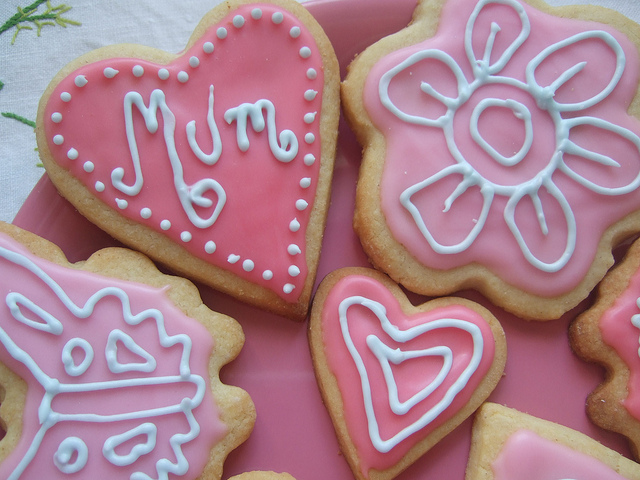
[339,296,484,453]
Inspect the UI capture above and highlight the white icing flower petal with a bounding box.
[400,164,494,254]
[465,0,530,76]
[560,116,640,195]
[379,49,469,127]
[504,179,576,273]
[526,30,626,112]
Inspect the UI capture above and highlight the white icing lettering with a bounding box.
[224,99,299,162]
[115,88,226,229]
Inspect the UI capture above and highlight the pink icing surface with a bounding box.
[599,263,640,420]
[492,429,628,480]
[0,232,225,479]
[320,273,497,474]
[43,3,325,302]
[363,0,640,297]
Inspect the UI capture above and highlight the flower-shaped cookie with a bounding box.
[345,0,640,319]
[0,222,254,479]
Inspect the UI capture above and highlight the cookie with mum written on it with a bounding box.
[309,268,506,480]
[571,236,640,461]
[466,403,640,480]
[36,0,340,321]
[342,0,640,320]
[0,222,255,479]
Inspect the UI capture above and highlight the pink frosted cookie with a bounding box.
[571,237,640,460]
[35,0,340,321]
[342,0,640,320]
[308,268,506,480]
[0,222,255,479]
[466,403,640,480]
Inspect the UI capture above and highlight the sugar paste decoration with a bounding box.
[0,234,224,479]
[320,274,497,473]
[367,0,640,294]
[43,3,324,301]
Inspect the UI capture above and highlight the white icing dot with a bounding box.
[289,218,301,232]
[83,161,94,172]
[158,68,170,80]
[251,8,262,19]
[205,241,216,254]
[288,244,302,255]
[217,27,228,39]
[181,231,192,242]
[228,254,240,264]
[288,265,301,277]
[304,153,316,166]
[289,26,301,38]
[307,68,317,79]
[140,207,152,219]
[263,270,273,280]
[74,75,88,87]
[116,198,128,210]
[233,15,245,28]
[95,181,105,192]
[177,71,189,83]
[300,177,311,188]
[272,11,284,24]
[51,112,62,123]
[296,199,308,211]
[304,89,317,101]
[283,284,295,294]
[161,219,171,230]
[243,259,255,272]
[132,65,144,77]
[299,46,312,59]
[53,134,64,145]
[103,67,119,78]
[304,112,317,124]
[67,148,78,160]
[305,132,315,144]
[189,56,200,68]
[60,92,71,102]
[203,42,214,54]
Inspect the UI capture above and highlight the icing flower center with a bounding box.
[452,82,557,187]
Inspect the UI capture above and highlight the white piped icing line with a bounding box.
[377,0,640,273]
[0,241,208,479]
[45,4,323,300]
[339,295,484,453]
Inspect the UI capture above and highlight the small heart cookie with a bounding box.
[0,222,254,479]
[309,268,506,480]
[36,0,340,320]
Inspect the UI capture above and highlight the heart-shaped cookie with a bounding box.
[36,0,340,320]
[309,268,506,480]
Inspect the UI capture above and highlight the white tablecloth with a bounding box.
[0,0,638,222]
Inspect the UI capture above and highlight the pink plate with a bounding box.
[12,0,634,478]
